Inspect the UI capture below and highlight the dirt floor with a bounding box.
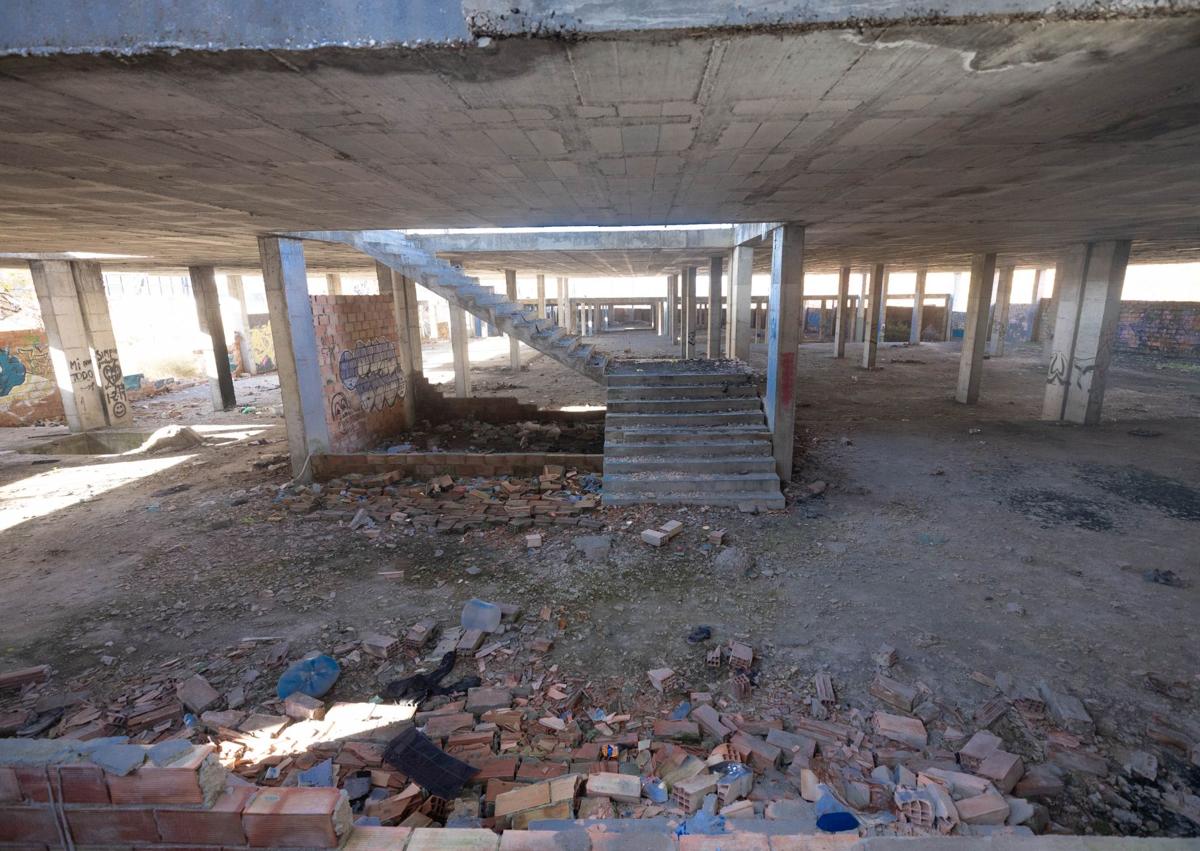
[1,331,1198,836]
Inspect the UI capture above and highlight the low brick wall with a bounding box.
[411,375,605,428]
[1115,301,1200,359]
[312,451,603,482]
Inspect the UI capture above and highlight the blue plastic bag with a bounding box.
[276,654,341,700]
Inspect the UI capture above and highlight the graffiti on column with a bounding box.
[94,347,129,419]
[338,338,405,411]
[1046,351,1069,386]
[0,348,27,396]
[68,357,96,392]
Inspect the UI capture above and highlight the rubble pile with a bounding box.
[377,418,604,455]
[265,465,604,538]
[3,601,1197,840]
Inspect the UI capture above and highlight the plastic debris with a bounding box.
[275,654,341,700]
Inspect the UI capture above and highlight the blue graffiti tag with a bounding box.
[0,348,28,397]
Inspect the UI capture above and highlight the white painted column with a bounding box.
[1042,241,1131,424]
[536,274,546,319]
[189,265,237,412]
[766,224,805,482]
[449,303,472,398]
[706,255,723,358]
[834,266,851,359]
[681,266,696,358]
[326,272,343,295]
[727,246,753,361]
[225,274,257,376]
[862,263,886,370]
[505,269,520,372]
[71,261,132,426]
[955,253,999,405]
[910,267,927,345]
[28,260,110,432]
[259,236,329,479]
[989,264,1015,357]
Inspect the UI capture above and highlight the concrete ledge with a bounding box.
[311,451,603,481]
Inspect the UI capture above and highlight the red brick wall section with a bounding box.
[1116,301,1200,359]
[312,295,409,453]
[0,328,65,426]
[311,451,603,482]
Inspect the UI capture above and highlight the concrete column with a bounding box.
[71,261,133,427]
[1042,241,1131,424]
[664,274,677,341]
[377,264,421,427]
[226,274,257,375]
[706,255,723,358]
[1042,267,1062,364]
[449,303,472,398]
[559,277,573,332]
[910,267,928,345]
[990,264,1015,357]
[856,270,869,342]
[726,245,753,361]
[766,224,805,482]
[833,266,852,359]
[259,237,330,478]
[942,294,953,341]
[955,253,999,405]
[536,274,546,319]
[189,265,237,412]
[326,273,343,295]
[1029,268,1046,342]
[505,269,520,371]
[28,260,113,432]
[862,263,886,369]
[681,266,696,358]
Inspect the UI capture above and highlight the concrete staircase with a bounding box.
[603,361,785,509]
[302,230,608,384]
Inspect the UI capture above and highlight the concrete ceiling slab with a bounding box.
[0,18,1198,276]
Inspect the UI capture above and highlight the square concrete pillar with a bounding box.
[559,277,574,332]
[225,274,257,376]
[910,267,928,345]
[536,274,546,319]
[989,264,1015,357]
[862,263,886,369]
[664,274,677,341]
[505,269,520,371]
[856,270,869,342]
[1043,241,1131,424]
[449,303,472,398]
[681,266,696,358]
[766,224,805,482]
[833,266,852,359]
[706,255,723,358]
[259,237,330,479]
[955,253,999,405]
[727,246,753,361]
[1042,267,1062,364]
[71,261,133,426]
[28,260,119,432]
[189,265,237,412]
[326,272,343,295]
[375,263,421,427]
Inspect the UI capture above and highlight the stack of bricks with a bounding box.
[0,741,351,849]
[311,294,409,453]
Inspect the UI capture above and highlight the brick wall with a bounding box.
[313,295,409,453]
[312,451,603,481]
[0,328,65,426]
[1115,301,1200,359]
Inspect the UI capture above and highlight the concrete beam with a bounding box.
[449,303,472,398]
[189,264,237,412]
[989,264,1015,357]
[225,273,256,375]
[955,252,999,405]
[862,263,885,369]
[834,266,851,359]
[1043,240,1131,424]
[766,224,805,483]
[910,267,927,345]
[413,227,737,256]
[259,236,329,479]
[728,246,753,361]
[706,255,723,359]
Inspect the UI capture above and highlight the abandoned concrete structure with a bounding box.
[0,1,1199,848]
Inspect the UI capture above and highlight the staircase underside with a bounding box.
[603,360,784,509]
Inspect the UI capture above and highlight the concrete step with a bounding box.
[604,456,776,474]
[607,397,763,414]
[606,383,759,400]
[603,439,772,458]
[605,427,773,444]
[607,371,753,387]
[603,471,781,494]
[605,410,766,429]
[602,491,785,510]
